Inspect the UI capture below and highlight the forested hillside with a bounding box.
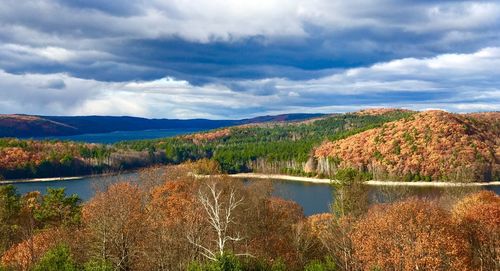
[0,139,114,179]
[0,115,78,137]
[314,111,499,182]
[116,109,414,174]
[1,109,498,182]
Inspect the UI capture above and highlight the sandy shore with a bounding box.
[2,172,499,187]
[0,171,132,185]
[0,176,86,184]
[229,173,332,184]
[229,173,500,187]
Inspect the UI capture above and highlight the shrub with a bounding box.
[303,257,337,271]
[335,168,371,183]
[32,244,76,271]
[83,259,114,271]
[188,254,243,271]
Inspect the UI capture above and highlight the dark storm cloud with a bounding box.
[57,0,144,16]
[0,0,498,117]
[1,0,499,82]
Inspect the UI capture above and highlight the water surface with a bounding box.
[5,175,499,216]
[33,128,206,144]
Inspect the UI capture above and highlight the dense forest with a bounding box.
[0,110,412,180]
[1,109,498,182]
[115,109,415,175]
[315,111,500,182]
[0,138,117,179]
[0,162,498,271]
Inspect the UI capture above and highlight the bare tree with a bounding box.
[188,181,246,261]
[83,182,148,271]
[317,216,357,271]
[292,220,320,267]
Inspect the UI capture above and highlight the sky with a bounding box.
[0,0,499,119]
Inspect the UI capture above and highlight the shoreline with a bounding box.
[229,173,500,187]
[229,173,332,184]
[2,171,499,187]
[0,171,134,185]
[0,176,86,184]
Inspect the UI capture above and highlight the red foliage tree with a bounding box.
[351,198,472,271]
[453,191,500,270]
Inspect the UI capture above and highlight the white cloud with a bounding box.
[0,43,114,63]
[0,0,498,91]
[73,92,151,116]
[1,0,499,44]
[416,3,500,32]
[0,47,498,118]
[312,47,500,88]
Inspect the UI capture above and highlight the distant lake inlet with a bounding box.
[32,128,207,144]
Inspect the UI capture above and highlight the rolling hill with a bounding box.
[314,110,499,182]
[1,109,498,182]
[0,115,78,137]
[0,113,323,138]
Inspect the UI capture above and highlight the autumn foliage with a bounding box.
[452,191,500,270]
[354,108,412,116]
[315,110,499,182]
[1,229,60,270]
[0,138,114,179]
[82,182,148,270]
[184,128,231,143]
[0,163,499,271]
[79,167,308,270]
[351,199,471,271]
[0,141,83,171]
[0,185,81,269]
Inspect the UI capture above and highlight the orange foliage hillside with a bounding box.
[183,128,231,143]
[354,108,413,116]
[315,110,499,182]
[0,139,103,171]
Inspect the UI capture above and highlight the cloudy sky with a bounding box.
[1,0,499,118]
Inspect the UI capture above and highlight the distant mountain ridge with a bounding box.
[0,113,324,138]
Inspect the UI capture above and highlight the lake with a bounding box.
[33,128,207,144]
[6,174,500,216]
